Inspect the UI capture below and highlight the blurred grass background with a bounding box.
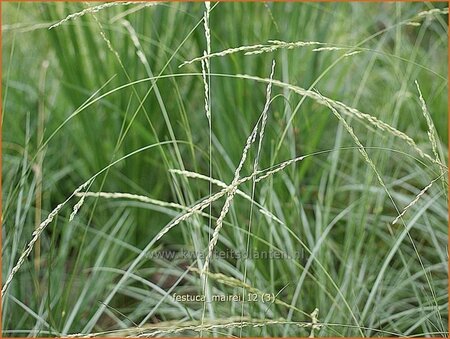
[2,2,448,337]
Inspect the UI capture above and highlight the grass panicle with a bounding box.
[48,2,158,29]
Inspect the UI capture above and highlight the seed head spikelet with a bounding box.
[48,2,158,29]
[391,176,441,225]
[202,61,276,275]
[179,40,323,68]
[2,180,91,295]
[415,80,446,189]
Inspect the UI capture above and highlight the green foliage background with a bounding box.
[2,2,448,337]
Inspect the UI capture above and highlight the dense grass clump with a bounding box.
[2,2,448,337]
